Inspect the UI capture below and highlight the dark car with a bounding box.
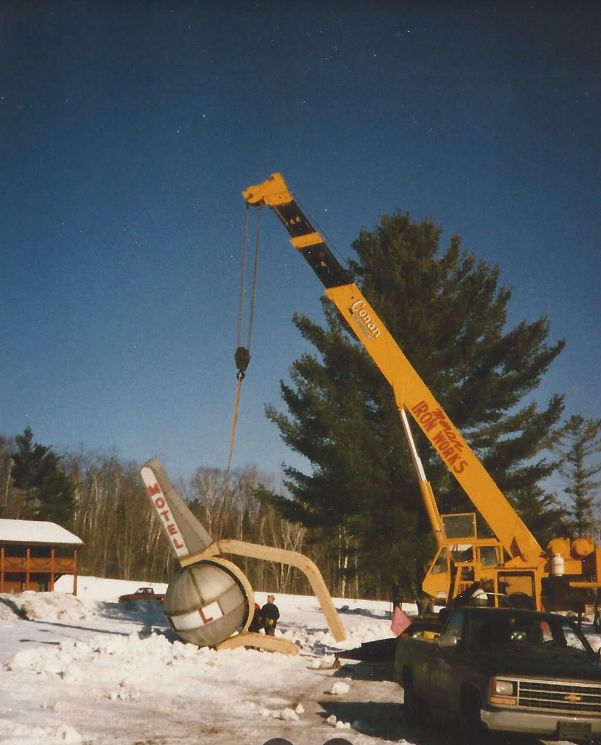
[118,586,165,602]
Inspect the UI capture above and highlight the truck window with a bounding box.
[559,621,588,651]
[444,608,465,642]
[468,613,512,650]
[467,612,591,654]
[520,617,588,652]
[508,618,541,643]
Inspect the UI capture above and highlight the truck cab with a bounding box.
[395,605,601,742]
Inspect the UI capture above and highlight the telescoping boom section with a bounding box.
[243,173,542,563]
[243,173,601,608]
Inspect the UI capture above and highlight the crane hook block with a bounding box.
[235,346,251,379]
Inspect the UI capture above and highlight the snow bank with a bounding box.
[0,582,399,745]
[54,574,168,602]
[0,720,84,745]
[0,591,97,622]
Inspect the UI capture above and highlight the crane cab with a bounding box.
[422,511,542,610]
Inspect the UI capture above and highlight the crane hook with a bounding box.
[234,345,250,380]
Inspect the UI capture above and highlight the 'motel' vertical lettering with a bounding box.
[140,467,188,558]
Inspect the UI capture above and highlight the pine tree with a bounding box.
[11,427,76,527]
[267,211,565,597]
[511,483,568,548]
[557,415,601,537]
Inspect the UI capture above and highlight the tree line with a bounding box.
[2,209,600,600]
[1,415,598,602]
[0,434,312,595]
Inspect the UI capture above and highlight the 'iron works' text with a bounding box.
[411,400,468,475]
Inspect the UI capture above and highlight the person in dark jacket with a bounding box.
[260,594,280,636]
[248,602,262,632]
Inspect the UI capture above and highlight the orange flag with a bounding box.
[391,606,413,636]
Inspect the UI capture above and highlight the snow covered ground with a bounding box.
[0,575,410,745]
[0,576,599,745]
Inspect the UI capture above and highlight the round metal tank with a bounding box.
[164,558,252,647]
[571,536,594,559]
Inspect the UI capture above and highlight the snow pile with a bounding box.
[0,600,18,621]
[259,704,301,721]
[0,721,83,745]
[2,577,598,745]
[1,591,97,622]
[55,574,167,602]
[284,616,392,655]
[0,580,401,745]
[326,714,352,730]
[327,680,351,695]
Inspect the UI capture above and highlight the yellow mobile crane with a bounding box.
[243,172,601,610]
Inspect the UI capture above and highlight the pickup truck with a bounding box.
[394,606,601,743]
[118,587,165,602]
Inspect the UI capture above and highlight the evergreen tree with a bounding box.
[511,483,568,548]
[267,211,564,597]
[557,415,601,536]
[10,427,76,527]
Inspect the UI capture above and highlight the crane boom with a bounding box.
[243,172,544,567]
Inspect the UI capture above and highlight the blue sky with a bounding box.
[1,1,600,487]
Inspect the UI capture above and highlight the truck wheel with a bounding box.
[403,675,427,729]
[459,688,490,744]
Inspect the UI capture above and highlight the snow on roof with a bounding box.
[0,519,83,545]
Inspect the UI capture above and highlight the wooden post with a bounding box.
[50,547,55,591]
[73,549,78,596]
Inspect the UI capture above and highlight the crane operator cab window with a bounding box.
[431,547,448,575]
[438,608,465,648]
[451,544,474,563]
[497,571,537,609]
[479,545,500,567]
[442,513,477,540]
